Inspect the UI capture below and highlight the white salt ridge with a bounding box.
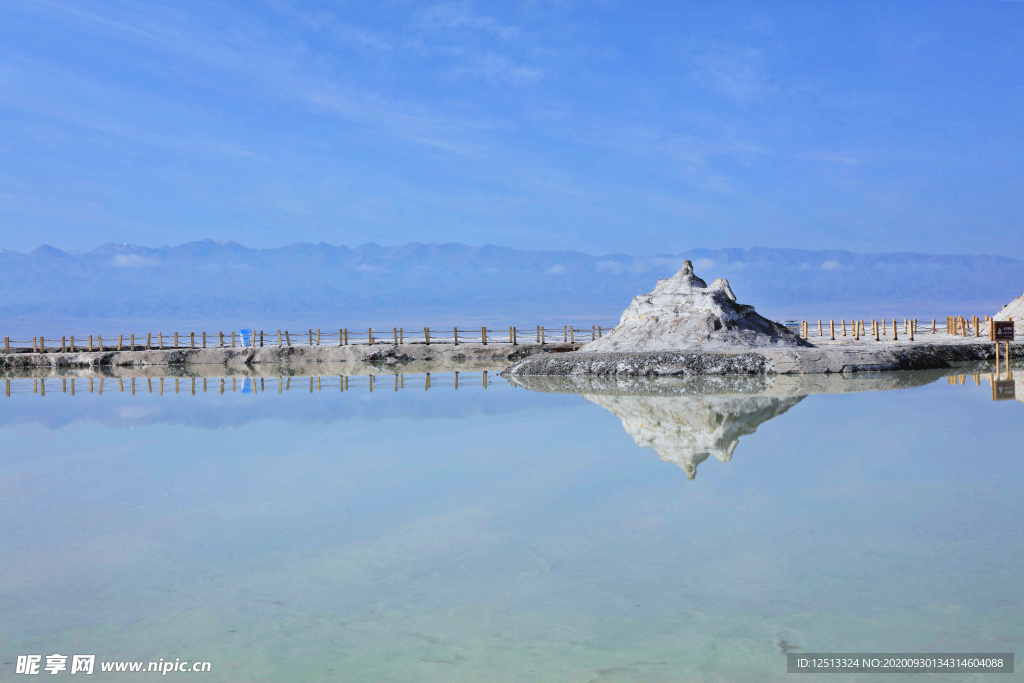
[579,260,811,353]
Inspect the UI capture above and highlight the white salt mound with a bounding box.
[579,260,811,353]
[994,292,1024,322]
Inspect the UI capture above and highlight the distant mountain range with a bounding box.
[1,241,1021,337]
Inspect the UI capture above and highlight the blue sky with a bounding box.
[1,0,1022,257]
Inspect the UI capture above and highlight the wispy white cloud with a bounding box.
[798,151,862,166]
[414,2,522,42]
[691,46,771,102]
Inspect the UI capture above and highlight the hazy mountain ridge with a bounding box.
[0,241,1021,335]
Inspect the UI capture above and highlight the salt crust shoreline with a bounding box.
[1,337,1019,377]
[504,340,1022,377]
[0,341,569,373]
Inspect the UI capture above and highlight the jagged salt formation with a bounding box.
[585,393,803,479]
[579,260,811,353]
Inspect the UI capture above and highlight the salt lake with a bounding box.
[1,365,1021,681]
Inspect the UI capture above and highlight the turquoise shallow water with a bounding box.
[0,369,1021,682]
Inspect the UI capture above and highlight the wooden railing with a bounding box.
[781,315,1013,341]
[1,324,614,354]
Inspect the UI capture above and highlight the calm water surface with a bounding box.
[0,368,1021,682]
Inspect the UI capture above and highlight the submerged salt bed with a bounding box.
[0,369,1022,682]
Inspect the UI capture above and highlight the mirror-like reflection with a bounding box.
[510,366,1016,479]
[0,360,1021,681]
[588,393,802,479]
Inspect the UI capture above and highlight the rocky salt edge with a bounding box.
[506,260,1021,377]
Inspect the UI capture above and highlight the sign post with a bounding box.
[990,321,1015,400]
[990,320,1014,341]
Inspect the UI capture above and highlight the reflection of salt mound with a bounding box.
[585,393,803,479]
[994,292,1024,323]
[579,260,811,353]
